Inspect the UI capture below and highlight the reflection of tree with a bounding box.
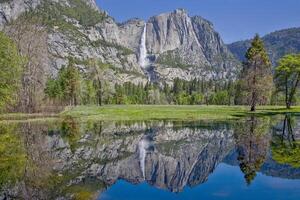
[272,115,300,168]
[0,124,25,191]
[61,115,81,151]
[0,122,59,199]
[234,116,270,185]
[19,122,57,199]
[0,120,109,199]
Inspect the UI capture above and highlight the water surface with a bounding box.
[0,115,300,200]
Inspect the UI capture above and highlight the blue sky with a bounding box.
[96,0,300,43]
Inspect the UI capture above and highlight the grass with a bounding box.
[1,105,300,123]
[61,105,300,121]
[0,113,59,124]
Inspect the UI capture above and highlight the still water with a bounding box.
[0,115,300,200]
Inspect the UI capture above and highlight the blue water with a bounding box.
[100,164,300,200]
[1,116,300,199]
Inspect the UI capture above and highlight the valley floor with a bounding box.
[1,105,300,123]
[62,105,300,121]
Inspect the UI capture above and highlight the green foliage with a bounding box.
[209,91,230,105]
[229,28,300,65]
[45,59,81,105]
[272,140,300,168]
[45,78,63,99]
[156,50,192,68]
[237,34,273,111]
[245,35,271,65]
[0,124,26,189]
[81,80,97,105]
[234,116,270,185]
[36,0,106,27]
[20,0,107,45]
[0,32,23,111]
[91,39,134,56]
[271,115,300,168]
[274,54,300,108]
[61,116,81,151]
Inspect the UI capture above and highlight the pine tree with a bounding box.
[238,34,273,111]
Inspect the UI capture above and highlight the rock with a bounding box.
[0,0,241,86]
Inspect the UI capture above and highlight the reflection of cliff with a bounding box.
[0,120,235,199]
[2,117,300,200]
[83,123,235,193]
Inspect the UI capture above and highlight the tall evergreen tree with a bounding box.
[57,59,81,106]
[238,34,273,111]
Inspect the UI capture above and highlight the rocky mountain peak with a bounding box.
[174,8,187,14]
[0,0,102,29]
[85,0,98,10]
[0,1,241,85]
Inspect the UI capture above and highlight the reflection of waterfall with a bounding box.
[139,24,148,69]
[138,135,154,180]
[138,139,147,179]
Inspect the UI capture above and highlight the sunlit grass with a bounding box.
[62,105,300,121]
[1,105,300,123]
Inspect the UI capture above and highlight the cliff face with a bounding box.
[146,10,239,82]
[0,0,99,27]
[0,0,41,27]
[0,0,241,86]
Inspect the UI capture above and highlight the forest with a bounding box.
[1,28,300,113]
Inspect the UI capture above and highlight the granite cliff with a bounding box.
[0,0,241,86]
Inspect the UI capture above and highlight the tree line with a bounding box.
[1,29,300,113]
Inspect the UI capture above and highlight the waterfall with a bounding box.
[138,138,147,179]
[139,24,148,68]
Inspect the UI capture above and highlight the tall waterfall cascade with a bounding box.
[139,24,149,69]
[138,138,147,179]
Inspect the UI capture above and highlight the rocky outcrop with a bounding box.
[49,123,235,193]
[0,0,241,87]
[0,0,41,28]
[145,9,240,83]
[0,121,235,199]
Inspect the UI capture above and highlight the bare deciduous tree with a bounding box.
[5,16,49,113]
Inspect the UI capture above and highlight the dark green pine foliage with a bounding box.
[45,59,81,106]
[237,34,273,111]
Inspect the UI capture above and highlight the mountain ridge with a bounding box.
[228,27,300,65]
[0,0,241,87]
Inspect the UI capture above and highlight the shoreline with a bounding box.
[1,105,299,123]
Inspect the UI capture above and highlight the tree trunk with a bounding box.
[250,61,257,112]
[98,78,102,106]
[286,102,291,109]
[250,90,256,112]
[287,74,300,109]
[285,76,290,109]
[251,104,256,112]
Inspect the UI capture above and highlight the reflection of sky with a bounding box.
[99,164,300,200]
